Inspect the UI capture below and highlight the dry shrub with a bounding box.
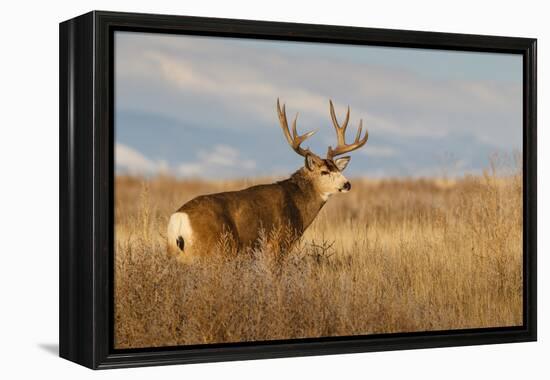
[114,164,522,348]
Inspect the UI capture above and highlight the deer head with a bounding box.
[277,98,368,200]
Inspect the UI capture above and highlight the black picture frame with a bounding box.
[59,10,537,369]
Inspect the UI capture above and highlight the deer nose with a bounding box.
[343,181,351,191]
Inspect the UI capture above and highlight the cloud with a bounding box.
[116,37,407,139]
[114,32,522,178]
[126,37,518,149]
[117,142,256,178]
[177,144,256,178]
[115,143,168,175]
[177,163,202,177]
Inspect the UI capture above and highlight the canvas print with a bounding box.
[114,31,523,349]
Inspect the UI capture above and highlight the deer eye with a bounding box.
[321,170,329,175]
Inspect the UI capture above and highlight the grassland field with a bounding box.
[114,161,522,349]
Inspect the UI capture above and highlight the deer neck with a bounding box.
[282,169,327,230]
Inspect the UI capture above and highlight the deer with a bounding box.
[167,99,368,263]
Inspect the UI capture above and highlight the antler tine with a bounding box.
[277,99,293,146]
[329,100,350,137]
[354,119,368,143]
[277,98,317,158]
[327,101,369,159]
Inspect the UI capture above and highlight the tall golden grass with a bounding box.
[114,162,522,349]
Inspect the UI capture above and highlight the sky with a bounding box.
[115,31,522,179]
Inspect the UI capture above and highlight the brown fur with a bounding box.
[176,166,327,257]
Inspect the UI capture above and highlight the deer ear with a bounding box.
[334,156,351,171]
[305,154,318,171]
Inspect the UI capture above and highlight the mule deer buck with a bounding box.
[167,99,368,263]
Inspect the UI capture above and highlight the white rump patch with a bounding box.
[167,212,194,250]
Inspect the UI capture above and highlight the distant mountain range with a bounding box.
[115,110,516,179]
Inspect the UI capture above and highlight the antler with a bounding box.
[277,98,317,157]
[326,100,368,159]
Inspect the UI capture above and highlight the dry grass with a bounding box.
[114,164,523,349]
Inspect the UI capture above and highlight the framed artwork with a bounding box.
[59,11,537,369]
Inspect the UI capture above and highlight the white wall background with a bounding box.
[0,0,546,378]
